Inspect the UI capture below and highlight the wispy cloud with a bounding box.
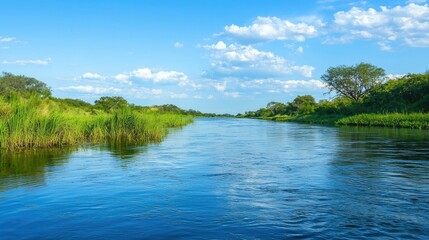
[1,59,50,65]
[174,42,184,48]
[58,85,121,94]
[240,79,326,93]
[0,37,15,43]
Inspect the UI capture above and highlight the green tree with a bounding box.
[0,72,51,98]
[321,63,385,102]
[266,101,287,115]
[291,95,317,114]
[95,96,128,112]
[256,108,272,117]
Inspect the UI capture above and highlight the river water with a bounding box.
[1,118,428,239]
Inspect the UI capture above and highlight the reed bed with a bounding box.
[0,96,193,150]
[336,113,429,130]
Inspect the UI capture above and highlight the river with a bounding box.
[1,118,428,239]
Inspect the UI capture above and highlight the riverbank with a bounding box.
[240,71,429,130]
[0,95,193,150]
[255,113,429,130]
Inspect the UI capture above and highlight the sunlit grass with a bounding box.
[336,113,429,129]
[0,96,193,150]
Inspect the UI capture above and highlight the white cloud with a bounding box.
[114,73,132,85]
[1,59,50,65]
[170,93,188,99]
[406,0,426,4]
[204,41,227,50]
[203,41,315,78]
[59,85,121,94]
[291,65,315,78]
[297,46,304,54]
[240,79,326,93]
[151,89,163,95]
[332,3,429,47]
[377,41,392,51]
[127,68,188,83]
[213,81,227,92]
[81,72,106,80]
[0,37,15,43]
[174,42,184,48]
[225,17,320,42]
[113,67,201,89]
[224,92,240,98]
[386,73,406,79]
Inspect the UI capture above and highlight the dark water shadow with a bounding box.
[0,148,76,192]
[81,143,149,169]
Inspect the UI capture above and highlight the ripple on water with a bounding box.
[0,118,428,239]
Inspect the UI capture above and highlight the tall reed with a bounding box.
[0,96,193,150]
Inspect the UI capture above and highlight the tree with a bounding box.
[321,63,385,102]
[0,72,51,97]
[95,96,128,112]
[266,101,287,115]
[291,95,317,114]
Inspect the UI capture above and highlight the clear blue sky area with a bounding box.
[1,0,428,113]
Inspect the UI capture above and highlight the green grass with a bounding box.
[0,96,193,150]
[256,112,429,130]
[336,113,429,130]
[256,114,344,125]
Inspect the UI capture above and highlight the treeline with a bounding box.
[240,63,429,129]
[0,72,229,117]
[0,72,196,150]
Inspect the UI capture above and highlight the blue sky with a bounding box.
[1,0,429,114]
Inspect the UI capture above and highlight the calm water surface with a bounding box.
[1,118,428,239]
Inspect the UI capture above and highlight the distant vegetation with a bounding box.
[0,72,208,150]
[239,63,429,130]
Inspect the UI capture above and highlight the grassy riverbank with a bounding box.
[0,95,192,150]
[336,113,429,129]
[257,113,429,130]
[0,71,195,150]
[240,71,429,130]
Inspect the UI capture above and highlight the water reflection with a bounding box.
[0,143,149,191]
[0,148,74,192]
[98,144,148,168]
[96,144,148,160]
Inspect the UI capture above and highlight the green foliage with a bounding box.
[154,104,184,113]
[242,69,429,129]
[337,113,429,129]
[321,63,385,102]
[95,96,128,112]
[0,72,241,150]
[0,95,193,150]
[55,98,93,109]
[291,95,317,115]
[243,95,317,118]
[0,72,51,98]
[266,101,287,115]
[363,72,429,113]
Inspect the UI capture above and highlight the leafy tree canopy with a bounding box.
[0,72,51,98]
[95,96,128,112]
[291,95,317,115]
[321,63,385,102]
